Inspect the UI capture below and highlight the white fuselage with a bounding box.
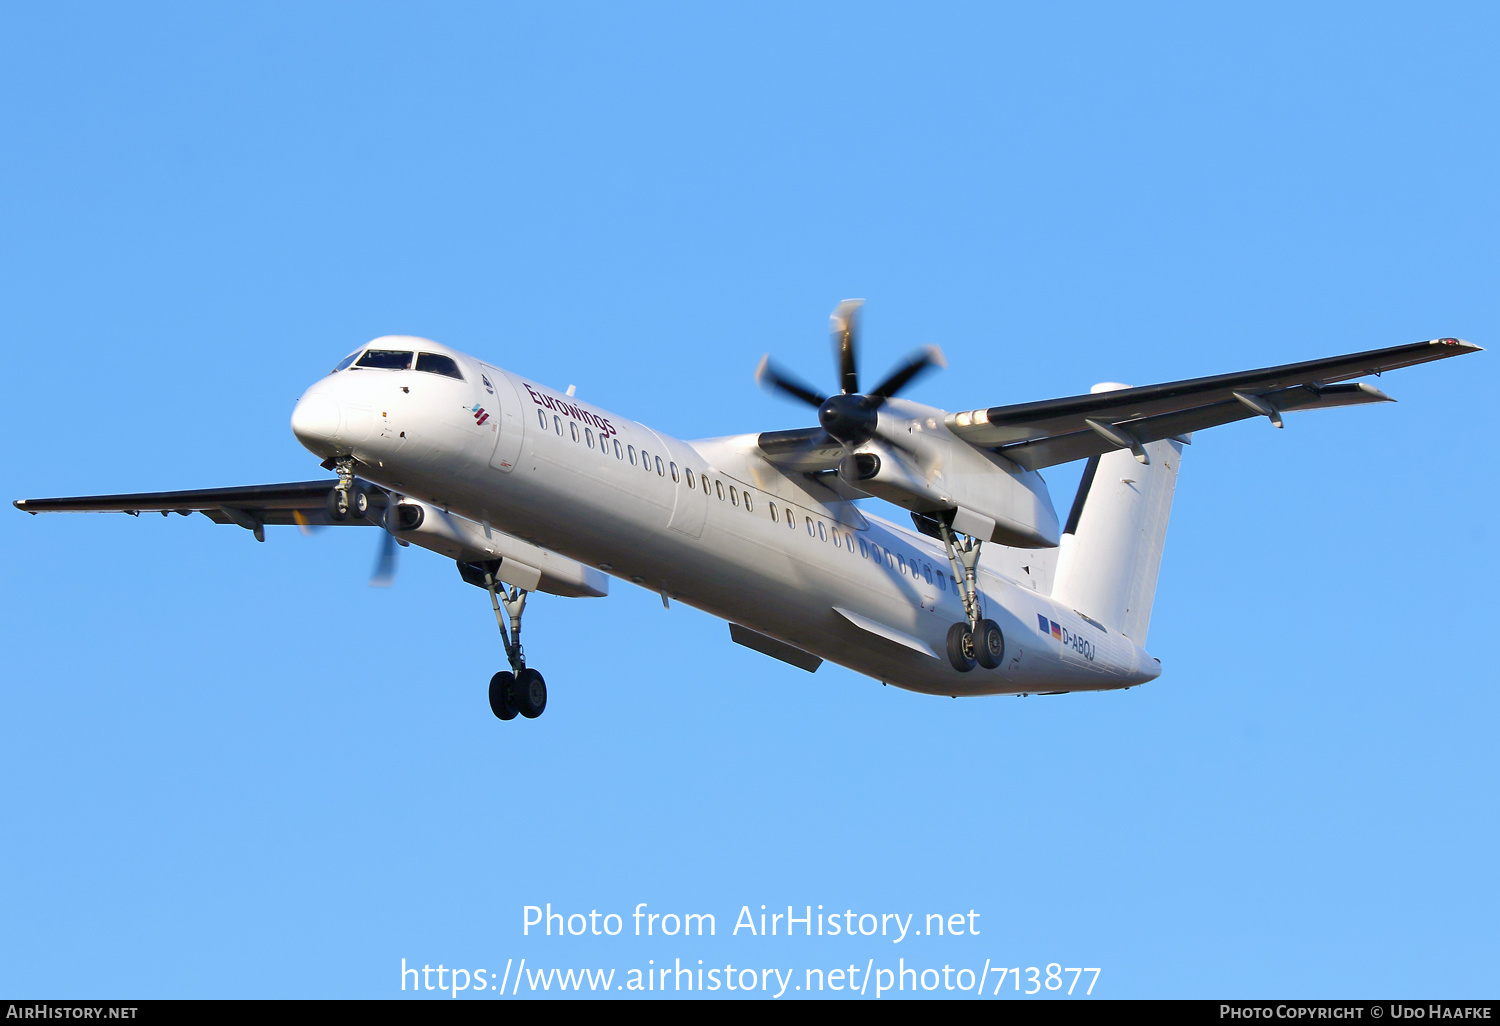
[292,340,1161,696]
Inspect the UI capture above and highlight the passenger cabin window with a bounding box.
[585,428,594,448]
[743,493,752,512]
[614,439,623,459]
[415,352,464,379]
[729,485,738,506]
[570,422,579,442]
[686,468,695,488]
[655,456,664,477]
[817,522,827,542]
[670,462,679,482]
[858,539,868,557]
[715,480,724,501]
[554,415,563,435]
[769,502,778,521]
[355,350,413,370]
[628,445,637,465]
[538,410,547,429]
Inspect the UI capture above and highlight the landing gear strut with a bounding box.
[938,522,1004,673]
[325,456,367,521]
[481,566,547,720]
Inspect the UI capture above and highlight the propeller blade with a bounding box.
[370,529,398,587]
[291,509,323,536]
[868,344,947,400]
[755,354,827,408]
[831,299,863,395]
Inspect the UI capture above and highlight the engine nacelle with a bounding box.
[839,450,948,512]
[383,502,425,532]
[837,402,1061,548]
[383,498,609,597]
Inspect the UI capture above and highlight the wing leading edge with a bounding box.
[947,337,1480,470]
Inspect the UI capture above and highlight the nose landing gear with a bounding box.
[479,565,547,721]
[324,456,369,521]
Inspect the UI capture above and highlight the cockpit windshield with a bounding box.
[335,348,465,379]
[354,350,414,370]
[415,352,464,379]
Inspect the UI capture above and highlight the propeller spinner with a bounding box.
[756,299,946,452]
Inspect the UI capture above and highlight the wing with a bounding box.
[13,479,358,540]
[14,478,611,597]
[755,427,846,472]
[946,337,1481,470]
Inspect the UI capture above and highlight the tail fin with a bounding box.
[1050,432,1184,646]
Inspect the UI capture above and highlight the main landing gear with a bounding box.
[938,522,1004,674]
[475,563,547,721]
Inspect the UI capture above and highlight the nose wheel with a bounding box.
[478,565,548,721]
[325,456,364,521]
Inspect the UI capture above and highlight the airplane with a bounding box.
[13,302,1480,721]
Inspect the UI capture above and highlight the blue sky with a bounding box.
[2,2,1495,999]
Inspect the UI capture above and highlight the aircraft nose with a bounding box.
[291,391,342,455]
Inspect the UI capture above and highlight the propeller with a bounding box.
[292,509,328,537]
[370,527,398,587]
[368,493,417,587]
[296,490,404,586]
[757,299,945,454]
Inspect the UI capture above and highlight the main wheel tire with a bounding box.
[946,622,976,673]
[349,486,369,520]
[515,667,547,719]
[974,619,1005,669]
[488,671,518,720]
[325,486,348,522]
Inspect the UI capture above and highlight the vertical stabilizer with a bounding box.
[1050,423,1184,646]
